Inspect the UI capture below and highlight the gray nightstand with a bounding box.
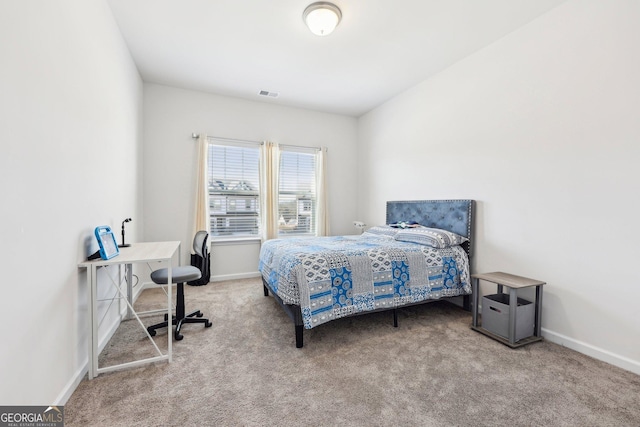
[471,272,545,348]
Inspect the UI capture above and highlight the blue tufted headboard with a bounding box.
[386,200,475,258]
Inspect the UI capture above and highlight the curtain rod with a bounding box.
[191,133,324,152]
[191,133,262,145]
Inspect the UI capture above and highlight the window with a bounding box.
[206,139,322,240]
[208,141,260,238]
[277,148,317,237]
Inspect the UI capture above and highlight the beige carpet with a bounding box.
[65,278,640,426]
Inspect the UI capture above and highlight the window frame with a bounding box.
[204,138,322,241]
[276,146,319,238]
[207,138,261,241]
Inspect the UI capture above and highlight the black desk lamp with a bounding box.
[120,218,132,248]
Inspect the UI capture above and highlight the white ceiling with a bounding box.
[107,0,566,117]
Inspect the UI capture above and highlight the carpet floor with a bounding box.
[65,278,640,426]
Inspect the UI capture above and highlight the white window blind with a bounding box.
[277,148,317,237]
[208,141,260,238]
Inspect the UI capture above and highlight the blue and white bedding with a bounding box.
[259,234,471,329]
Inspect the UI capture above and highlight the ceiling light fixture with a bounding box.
[303,2,342,37]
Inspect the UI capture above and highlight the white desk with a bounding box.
[79,241,180,379]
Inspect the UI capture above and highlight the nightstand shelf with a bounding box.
[471,271,545,348]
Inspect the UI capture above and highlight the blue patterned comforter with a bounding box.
[259,234,470,329]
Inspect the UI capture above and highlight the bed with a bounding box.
[259,199,475,348]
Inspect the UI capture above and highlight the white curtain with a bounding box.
[259,141,280,241]
[315,147,330,236]
[193,134,210,244]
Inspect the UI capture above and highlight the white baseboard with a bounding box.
[475,299,640,376]
[55,364,87,405]
[58,273,253,402]
[210,271,261,282]
[138,280,155,292]
[56,312,121,404]
[58,282,148,404]
[542,328,640,376]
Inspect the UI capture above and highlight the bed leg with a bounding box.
[295,325,303,348]
[263,284,269,297]
[393,309,398,327]
[462,294,471,311]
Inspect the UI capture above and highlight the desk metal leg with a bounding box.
[167,264,172,363]
[508,287,517,346]
[88,265,98,380]
[126,263,133,320]
[471,277,479,328]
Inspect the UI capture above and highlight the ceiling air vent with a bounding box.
[258,90,279,98]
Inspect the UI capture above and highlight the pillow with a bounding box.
[394,227,468,249]
[364,225,400,238]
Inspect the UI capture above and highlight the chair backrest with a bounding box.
[193,230,208,257]
[188,231,210,286]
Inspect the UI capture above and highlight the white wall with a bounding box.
[4,0,635,407]
[0,0,143,404]
[358,0,640,374]
[143,84,358,279]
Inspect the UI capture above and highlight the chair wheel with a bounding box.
[174,333,183,341]
[196,312,203,317]
[148,329,156,337]
[205,321,212,328]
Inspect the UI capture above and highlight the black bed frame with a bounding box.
[262,199,475,348]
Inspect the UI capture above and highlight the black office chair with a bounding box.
[187,230,210,286]
[147,232,212,341]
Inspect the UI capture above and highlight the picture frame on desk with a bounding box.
[94,226,119,260]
